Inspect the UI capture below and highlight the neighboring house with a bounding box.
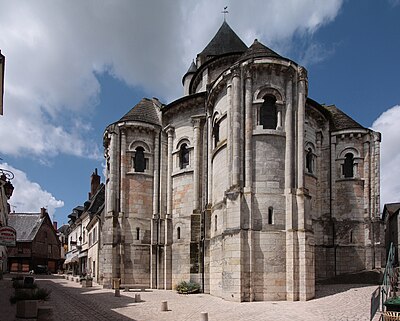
[8,208,60,273]
[57,224,69,269]
[102,21,383,302]
[0,170,14,274]
[87,207,102,282]
[65,169,104,277]
[383,202,400,263]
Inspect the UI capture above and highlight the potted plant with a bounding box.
[175,281,200,294]
[10,287,51,319]
[82,275,93,288]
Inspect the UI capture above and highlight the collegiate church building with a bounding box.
[100,21,383,301]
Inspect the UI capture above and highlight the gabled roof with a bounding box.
[118,98,161,126]
[383,203,400,220]
[322,105,364,131]
[239,39,282,61]
[199,21,247,59]
[8,213,43,242]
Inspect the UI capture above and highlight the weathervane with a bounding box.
[221,6,228,21]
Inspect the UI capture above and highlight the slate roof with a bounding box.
[322,105,364,131]
[118,98,161,126]
[239,39,282,61]
[87,183,105,216]
[199,21,248,59]
[8,213,43,242]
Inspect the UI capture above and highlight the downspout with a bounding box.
[202,113,208,293]
[329,132,336,276]
[156,129,162,288]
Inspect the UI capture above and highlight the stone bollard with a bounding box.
[200,312,209,321]
[113,278,121,297]
[135,294,141,302]
[161,301,168,311]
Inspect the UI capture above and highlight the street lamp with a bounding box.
[0,169,14,199]
[0,50,4,115]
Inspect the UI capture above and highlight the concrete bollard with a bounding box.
[135,294,141,302]
[161,301,168,311]
[200,312,209,321]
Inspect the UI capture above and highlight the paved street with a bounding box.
[0,274,382,321]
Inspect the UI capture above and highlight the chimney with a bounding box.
[90,168,100,198]
[40,207,47,218]
[53,221,58,231]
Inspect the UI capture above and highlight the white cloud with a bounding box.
[0,0,343,160]
[1,163,64,219]
[372,105,400,207]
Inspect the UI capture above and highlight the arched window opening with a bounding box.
[134,147,146,172]
[306,148,314,174]
[268,207,274,225]
[136,227,140,241]
[260,95,277,129]
[177,227,181,240]
[213,122,220,148]
[214,215,217,231]
[180,143,189,169]
[343,153,354,178]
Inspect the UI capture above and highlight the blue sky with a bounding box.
[0,0,399,225]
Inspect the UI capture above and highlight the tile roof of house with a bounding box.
[118,98,161,126]
[239,39,282,61]
[8,213,43,242]
[322,105,364,130]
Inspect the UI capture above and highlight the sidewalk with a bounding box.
[0,274,383,321]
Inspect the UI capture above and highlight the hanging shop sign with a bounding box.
[0,226,16,246]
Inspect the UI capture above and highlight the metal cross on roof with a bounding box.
[221,6,228,21]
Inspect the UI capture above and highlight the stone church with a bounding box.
[100,21,383,301]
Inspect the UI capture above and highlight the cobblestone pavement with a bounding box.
[1,275,383,321]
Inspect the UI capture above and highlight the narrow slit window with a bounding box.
[343,153,354,178]
[177,227,181,240]
[268,207,274,225]
[213,122,220,148]
[134,147,146,172]
[306,148,313,174]
[260,95,277,129]
[215,215,218,231]
[136,227,140,240]
[180,143,189,169]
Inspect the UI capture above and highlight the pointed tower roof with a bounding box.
[239,39,282,61]
[182,60,198,85]
[199,21,248,59]
[119,98,161,126]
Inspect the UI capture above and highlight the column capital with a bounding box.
[164,125,175,137]
[191,115,205,128]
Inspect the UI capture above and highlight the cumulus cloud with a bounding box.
[0,0,343,160]
[372,105,400,207]
[1,163,64,218]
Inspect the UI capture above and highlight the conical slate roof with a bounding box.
[322,105,364,130]
[119,98,161,126]
[186,60,197,74]
[239,39,282,61]
[200,21,248,58]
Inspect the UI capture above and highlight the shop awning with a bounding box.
[64,255,78,264]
